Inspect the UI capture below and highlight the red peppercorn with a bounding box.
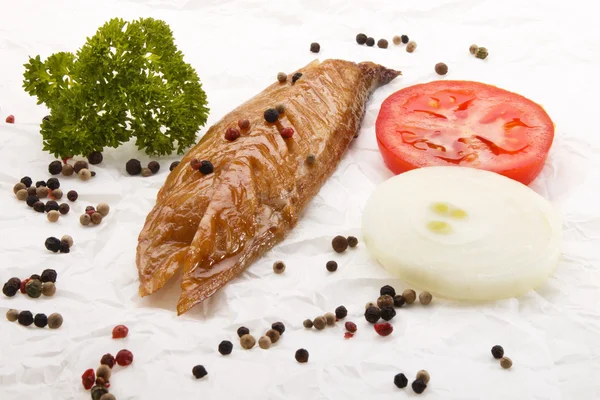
[20,278,30,294]
[115,349,133,366]
[86,209,96,216]
[238,119,250,130]
[112,325,129,339]
[374,322,394,336]
[100,353,115,369]
[225,127,240,141]
[6,115,15,124]
[280,127,294,139]
[81,368,95,390]
[344,332,354,339]
[190,158,201,170]
[345,321,357,333]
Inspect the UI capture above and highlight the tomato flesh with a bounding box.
[375,81,554,185]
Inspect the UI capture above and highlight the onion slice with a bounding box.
[361,166,561,301]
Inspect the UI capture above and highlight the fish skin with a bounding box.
[136,59,400,314]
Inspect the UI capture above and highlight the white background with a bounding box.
[1,0,600,399]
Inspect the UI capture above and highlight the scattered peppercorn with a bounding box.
[47,210,60,222]
[273,260,286,274]
[82,369,96,390]
[237,326,250,338]
[46,161,62,176]
[16,189,28,201]
[416,370,430,384]
[476,47,489,59]
[33,313,48,328]
[36,186,49,199]
[393,295,406,308]
[40,269,57,284]
[324,312,336,326]
[6,309,19,322]
[306,154,316,165]
[295,348,309,363]
[402,289,417,304]
[380,285,396,297]
[56,203,69,215]
[169,161,180,171]
[116,349,133,366]
[332,235,348,253]
[96,365,112,382]
[310,42,320,53]
[303,319,313,328]
[87,151,103,165]
[86,206,96,213]
[326,260,337,272]
[3,280,19,297]
[46,178,60,190]
[13,182,26,194]
[112,325,129,339]
[374,322,394,336]
[59,242,70,253]
[47,313,63,329]
[347,236,358,248]
[377,39,388,48]
[36,180,46,188]
[97,203,110,217]
[292,72,302,83]
[365,37,374,46]
[91,385,108,400]
[411,378,427,394]
[18,310,34,326]
[407,41,417,53]
[79,168,92,181]
[141,167,152,177]
[365,301,377,310]
[377,295,395,309]
[365,306,381,323]
[392,35,402,45]
[238,119,250,130]
[356,33,367,45]
[277,72,287,83]
[20,176,32,188]
[45,237,61,252]
[30,274,41,281]
[124,159,142,176]
[435,62,448,75]
[35,201,48,211]
[218,340,233,355]
[52,189,63,200]
[394,373,408,388]
[73,161,89,174]
[67,190,78,202]
[42,282,56,297]
[80,214,91,225]
[26,194,39,207]
[91,212,103,225]
[240,334,256,349]
[280,127,294,139]
[192,365,208,379]
[45,200,59,212]
[26,279,43,298]
[491,345,504,359]
[27,186,37,196]
[61,164,74,176]
[264,108,279,123]
[20,279,30,294]
[147,161,160,175]
[380,306,396,321]
[271,321,285,335]
[190,158,201,170]
[469,44,479,55]
[99,393,115,400]
[265,329,281,343]
[101,354,116,369]
[335,306,348,320]
[313,316,326,330]
[500,356,512,369]
[345,321,357,333]
[225,127,240,141]
[401,34,409,44]
[419,291,432,305]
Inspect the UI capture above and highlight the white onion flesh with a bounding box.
[362,166,561,301]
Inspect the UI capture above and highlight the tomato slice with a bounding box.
[375,81,554,185]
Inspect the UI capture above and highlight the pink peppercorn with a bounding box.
[115,349,133,366]
[112,325,129,339]
[374,322,394,336]
[345,321,357,333]
[100,353,115,369]
[6,115,15,124]
[20,278,30,294]
[280,127,294,139]
[190,158,201,170]
[81,368,95,390]
[238,119,250,130]
[225,127,240,141]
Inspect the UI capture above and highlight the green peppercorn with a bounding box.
[141,167,153,177]
[332,235,348,253]
[6,309,19,322]
[476,47,489,59]
[324,312,336,326]
[416,370,430,384]
[91,385,109,400]
[18,310,34,326]
[435,62,448,75]
[313,316,326,330]
[393,35,402,45]
[356,33,367,45]
[259,335,272,349]
[277,72,287,83]
[62,164,74,176]
[419,291,432,305]
[16,189,28,201]
[265,329,281,343]
[273,260,286,274]
[79,168,92,181]
[377,295,394,309]
[377,39,388,49]
[73,161,88,174]
[80,214,91,225]
[240,334,256,349]
[402,289,417,304]
[13,182,26,194]
[91,212,103,225]
[34,313,48,328]
[52,189,63,200]
[469,44,479,55]
[97,203,110,217]
[500,357,512,369]
[26,279,43,298]
[42,282,56,297]
[303,319,313,328]
[47,313,63,329]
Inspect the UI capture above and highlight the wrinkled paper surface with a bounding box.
[1,0,599,399]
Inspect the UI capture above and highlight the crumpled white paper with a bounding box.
[1,0,599,399]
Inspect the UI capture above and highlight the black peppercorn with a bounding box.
[34,313,48,328]
[27,187,37,196]
[491,345,504,359]
[292,72,302,83]
[35,180,47,188]
[364,306,381,323]
[394,373,408,388]
[380,285,396,297]
[237,326,250,338]
[67,190,78,202]
[48,161,62,175]
[332,235,348,253]
[20,176,32,188]
[59,203,70,215]
[435,62,448,75]
[41,269,57,283]
[73,160,88,173]
[347,236,358,248]
[170,161,180,171]
[45,200,59,213]
[366,37,375,46]
[356,33,367,45]
[26,195,39,207]
[90,171,96,177]
[264,108,280,123]
[126,159,142,175]
[271,322,285,335]
[393,295,406,307]
[310,42,320,53]
[87,151,103,165]
[401,34,409,44]
[326,260,338,272]
[218,340,233,355]
[335,306,348,319]
[30,274,41,281]
[411,379,427,394]
[377,39,388,48]
[192,365,208,379]
[59,242,70,253]
[148,161,160,174]
[33,201,46,213]
[380,306,396,321]
[45,237,61,253]
[199,160,214,175]
[18,310,34,326]
[295,348,309,363]
[2,280,19,297]
[46,178,60,190]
